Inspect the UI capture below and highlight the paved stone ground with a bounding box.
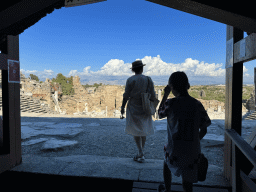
[20,112,226,169]
[9,112,256,190]
[19,112,256,179]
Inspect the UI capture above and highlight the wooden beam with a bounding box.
[225,129,256,167]
[255,68,256,106]
[0,53,8,70]
[146,0,256,33]
[234,33,256,64]
[0,154,12,174]
[224,25,244,186]
[0,0,62,32]
[232,143,242,192]
[240,170,256,192]
[0,35,21,173]
[227,128,256,192]
[6,35,21,167]
[224,67,232,182]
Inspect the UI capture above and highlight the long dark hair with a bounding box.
[168,71,190,94]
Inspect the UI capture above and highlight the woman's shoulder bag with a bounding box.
[197,153,208,181]
[141,76,159,115]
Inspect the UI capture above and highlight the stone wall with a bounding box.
[59,75,125,117]
[245,93,255,111]
[19,72,62,113]
[12,72,251,118]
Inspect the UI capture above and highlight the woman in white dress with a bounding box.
[121,60,156,163]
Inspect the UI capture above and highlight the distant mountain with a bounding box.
[35,74,254,87]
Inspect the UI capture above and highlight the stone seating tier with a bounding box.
[0,89,58,114]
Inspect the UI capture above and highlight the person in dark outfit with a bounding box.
[157,71,211,192]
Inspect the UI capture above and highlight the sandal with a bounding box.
[137,156,145,163]
[157,184,166,192]
[133,154,143,161]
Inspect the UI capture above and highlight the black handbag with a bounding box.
[197,153,208,181]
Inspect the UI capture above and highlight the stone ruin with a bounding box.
[199,90,206,98]
[245,93,255,111]
[59,75,125,117]
[16,72,126,117]
[19,72,62,112]
[0,70,252,119]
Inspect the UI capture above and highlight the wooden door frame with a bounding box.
[0,35,21,174]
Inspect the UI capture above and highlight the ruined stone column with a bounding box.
[55,91,58,101]
[218,105,222,113]
[55,91,58,112]
[85,103,88,113]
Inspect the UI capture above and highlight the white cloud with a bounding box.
[141,55,226,77]
[243,66,248,73]
[68,70,78,77]
[21,69,54,79]
[91,59,132,76]
[242,66,251,78]
[66,55,228,78]
[20,55,253,85]
[83,66,91,75]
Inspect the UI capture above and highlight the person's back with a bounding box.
[157,71,211,192]
[121,60,156,163]
[166,94,207,168]
[125,74,155,105]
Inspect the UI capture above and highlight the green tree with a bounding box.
[29,74,39,82]
[94,83,102,88]
[51,73,74,95]
[82,83,103,89]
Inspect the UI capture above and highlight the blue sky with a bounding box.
[19,0,255,86]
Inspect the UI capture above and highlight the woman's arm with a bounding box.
[121,97,128,114]
[159,85,171,107]
[121,79,131,115]
[159,94,168,108]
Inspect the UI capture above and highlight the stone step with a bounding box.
[244,110,256,120]
[20,107,44,111]
[0,92,56,114]
[20,103,40,107]
[20,101,41,105]
[21,109,47,113]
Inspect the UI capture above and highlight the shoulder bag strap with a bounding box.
[146,76,150,93]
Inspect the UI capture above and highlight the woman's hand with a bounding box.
[164,85,171,96]
[159,85,171,108]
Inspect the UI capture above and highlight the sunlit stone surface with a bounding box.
[21,122,84,140]
[20,119,256,150]
[22,138,48,146]
[41,138,78,150]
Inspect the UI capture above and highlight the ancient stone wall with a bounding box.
[13,72,250,118]
[245,93,255,111]
[19,72,62,112]
[58,75,125,117]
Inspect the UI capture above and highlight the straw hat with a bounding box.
[130,60,146,69]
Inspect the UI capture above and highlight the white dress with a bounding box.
[123,74,156,136]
